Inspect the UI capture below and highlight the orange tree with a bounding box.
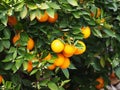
[0,0,120,89]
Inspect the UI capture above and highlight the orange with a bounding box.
[60,57,70,69]
[27,38,35,50]
[43,53,52,60]
[100,18,105,23]
[74,41,86,55]
[62,44,76,57]
[12,33,20,44]
[8,16,17,26]
[27,61,33,72]
[110,72,116,78]
[54,54,65,66]
[95,77,104,89]
[48,13,58,23]
[96,8,101,18]
[90,12,94,17]
[48,64,56,70]
[36,11,48,22]
[51,39,64,53]
[81,26,91,39]
[0,75,3,84]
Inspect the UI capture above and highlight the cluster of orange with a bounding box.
[36,11,58,23]
[46,26,91,70]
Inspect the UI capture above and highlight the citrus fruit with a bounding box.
[27,38,35,50]
[62,44,76,57]
[43,53,52,60]
[36,11,48,22]
[27,61,33,72]
[12,33,20,44]
[81,26,91,39]
[48,64,56,70]
[74,41,86,55]
[110,72,116,78]
[8,16,17,26]
[48,13,58,23]
[96,8,101,18]
[60,57,70,69]
[51,39,64,53]
[95,77,104,89]
[0,75,3,84]
[54,54,65,66]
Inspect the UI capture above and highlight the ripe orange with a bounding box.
[36,11,48,22]
[60,57,70,69]
[8,16,17,26]
[74,41,86,55]
[96,8,101,18]
[48,13,58,23]
[48,64,56,70]
[62,44,76,57]
[12,33,20,44]
[27,61,33,72]
[81,26,91,39]
[51,39,64,53]
[110,72,116,78]
[0,75,3,84]
[95,77,104,89]
[27,38,35,50]
[54,54,65,66]
[43,53,52,60]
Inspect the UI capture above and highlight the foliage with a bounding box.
[0,0,120,89]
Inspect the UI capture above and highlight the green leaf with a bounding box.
[1,15,8,26]
[62,69,69,79]
[103,29,116,38]
[39,79,49,86]
[4,63,14,70]
[115,67,120,79]
[69,63,76,69]
[15,59,23,70]
[61,80,70,87]
[20,6,28,19]
[46,8,55,18]
[30,10,36,21]
[47,2,60,9]
[27,3,38,10]
[3,28,11,39]
[14,2,24,11]
[2,54,13,62]
[13,50,17,59]
[30,69,38,75]
[48,81,58,90]
[92,29,102,38]
[67,0,78,6]
[100,58,105,68]
[2,40,10,49]
[0,41,4,52]
[37,3,49,10]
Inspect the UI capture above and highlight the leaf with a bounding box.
[30,69,38,75]
[61,80,71,87]
[92,29,102,38]
[103,29,116,38]
[115,66,120,79]
[13,50,17,59]
[47,2,60,9]
[67,0,78,6]
[3,28,11,39]
[69,63,76,69]
[27,3,38,10]
[20,6,28,19]
[2,40,10,49]
[4,63,14,70]
[48,81,58,90]
[46,8,55,18]
[15,59,23,70]
[1,15,8,26]
[100,58,105,68]
[30,10,36,21]
[0,41,4,52]
[14,2,24,11]
[62,69,69,79]
[37,3,49,10]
